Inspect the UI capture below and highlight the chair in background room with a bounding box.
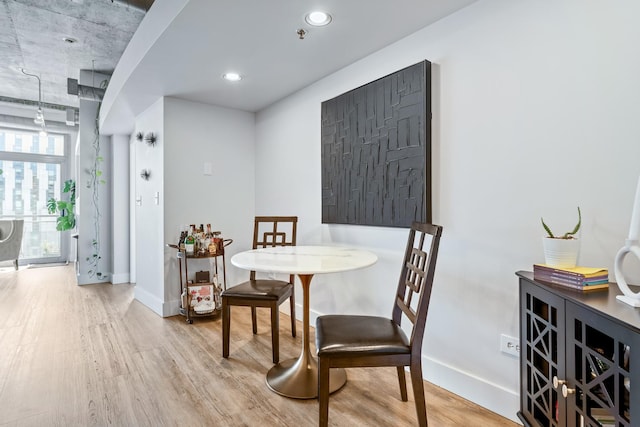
[315,221,443,427]
[222,216,298,363]
[0,219,24,270]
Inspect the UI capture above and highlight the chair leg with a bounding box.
[289,291,296,337]
[222,298,230,358]
[396,366,408,401]
[13,259,18,270]
[410,360,428,427]
[318,356,330,427]
[270,302,279,364]
[251,306,258,334]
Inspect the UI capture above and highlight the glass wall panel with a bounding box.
[0,128,67,264]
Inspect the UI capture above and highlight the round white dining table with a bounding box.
[231,245,377,399]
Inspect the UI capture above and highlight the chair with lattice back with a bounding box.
[315,221,443,427]
[222,216,298,363]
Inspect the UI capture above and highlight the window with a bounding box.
[0,128,68,264]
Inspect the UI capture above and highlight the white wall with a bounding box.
[111,134,130,284]
[129,134,136,284]
[255,0,640,421]
[162,97,256,312]
[133,98,165,313]
[131,97,256,317]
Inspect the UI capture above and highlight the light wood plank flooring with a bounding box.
[0,265,518,426]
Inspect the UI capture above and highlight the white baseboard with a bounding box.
[163,298,182,317]
[76,272,111,285]
[133,292,187,318]
[134,286,164,317]
[423,356,521,424]
[111,272,130,284]
[299,304,521,424]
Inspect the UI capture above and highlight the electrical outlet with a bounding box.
[500,334,520,357]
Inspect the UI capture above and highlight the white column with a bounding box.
[111,134,130,284]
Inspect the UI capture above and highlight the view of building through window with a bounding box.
[0,128,67,264]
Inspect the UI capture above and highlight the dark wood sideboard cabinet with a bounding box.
[517,271,640,427]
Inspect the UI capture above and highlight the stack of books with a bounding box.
[533,264,609,291]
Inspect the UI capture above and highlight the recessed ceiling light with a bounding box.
[305,11,332,27]
[222,72,242,82]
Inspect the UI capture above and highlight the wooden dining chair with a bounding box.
[315,221,443,427]
[222,216,298,364]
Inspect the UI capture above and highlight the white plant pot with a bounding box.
[542,237,580,268]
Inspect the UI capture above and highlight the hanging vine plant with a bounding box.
[85,78,109,281]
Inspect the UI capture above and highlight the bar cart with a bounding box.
[167,237,232,324]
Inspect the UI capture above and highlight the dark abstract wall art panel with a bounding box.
[321,60,431,228]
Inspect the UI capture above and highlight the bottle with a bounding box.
[185,230,195,255]
[213,274,222,310]
[212,231,222,254]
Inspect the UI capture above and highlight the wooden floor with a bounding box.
[0,265,518,426]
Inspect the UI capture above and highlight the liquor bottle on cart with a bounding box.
[185,229,195,255]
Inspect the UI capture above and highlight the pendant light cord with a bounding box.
[20,68,47,135]
[20,68,42,107]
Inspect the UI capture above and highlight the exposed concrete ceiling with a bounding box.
[0,0,152,117]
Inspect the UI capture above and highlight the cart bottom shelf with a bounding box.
[179,307,221,323]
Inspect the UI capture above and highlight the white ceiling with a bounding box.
[101,0,478,134]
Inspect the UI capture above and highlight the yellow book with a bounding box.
[534,264,608,278]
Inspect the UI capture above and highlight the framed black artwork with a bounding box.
[321,60,432,228]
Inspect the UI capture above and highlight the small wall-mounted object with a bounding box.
[140,169,151,181]
[136,196,142,206]
[203,162,212,176]
[135,131,144,142]
[144,132,157,146]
